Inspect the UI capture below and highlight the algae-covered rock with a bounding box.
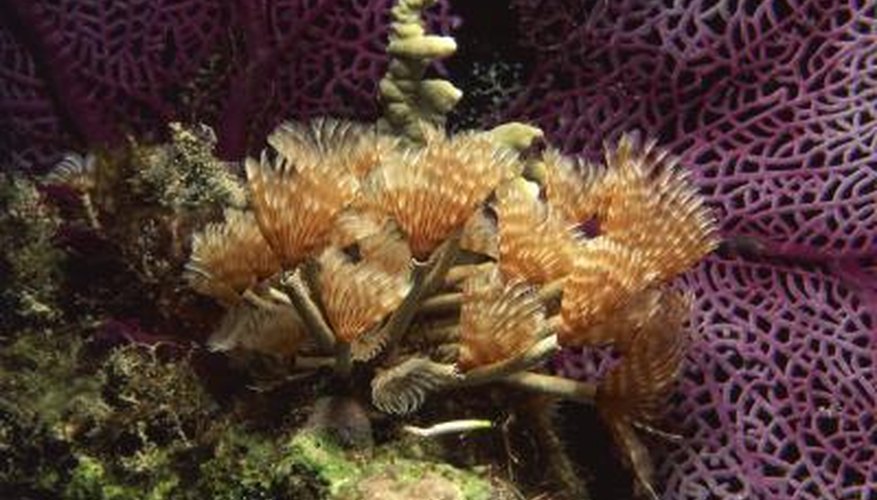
[198,426,326,500]
[285,432,496,500]
[0,174,64,329]
[128,123,246,212]
[0,331,104,497]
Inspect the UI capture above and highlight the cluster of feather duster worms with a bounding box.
[185,119,718,497]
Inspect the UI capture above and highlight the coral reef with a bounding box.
[3,0,873,499]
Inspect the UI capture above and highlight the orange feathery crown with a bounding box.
[363,128,519,259]
[556,134,718,347]
[318,215,412,344]
[495,177,578,285]
[246,120,362,268]
[186,209,281,305]
[458,265,547,371]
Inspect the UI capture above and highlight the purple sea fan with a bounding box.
[513,1,877,498]
[0,0,458,169]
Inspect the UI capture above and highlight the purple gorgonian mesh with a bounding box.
[0,0,457,170]
[508,1,876,498]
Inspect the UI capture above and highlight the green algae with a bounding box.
[286,432,494,500]
[0,174,64,328]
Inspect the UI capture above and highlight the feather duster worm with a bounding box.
[371,357,460,415]
[559,237,654,345]
[186,209,281,304]
[330,210,412,277]
[317,225,411,345]
[457,265,548,371]
[570,287,681,352]
[246,121,361,267]
[363,129,519,258]
[557,136,717,346]
[208,302,307,358]
[598,135,718,280]
[269,119,397,179]
[540,148,607,224]
[459,208,499,259]
[495,177,578,284]
[596,290,690,499]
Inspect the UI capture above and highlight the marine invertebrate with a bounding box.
[457,265,547,371]
[363,128,518,258]
[172,4,720,498]
[187,114,717,497]
[246,122,360,268]
[187,209,281,305]
[494,177,577,284]
[317,245,410,344]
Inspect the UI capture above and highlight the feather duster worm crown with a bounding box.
[363,129,520,258]
[541,148,607,224]
[457,265,548,371]
[208,302,307,358]
[555,135,718,345]
[317,227,412,344]
[595,289,691,498]
[186,209,281,305]
[599,135,718,280]
[268,119,398,178]
[330,211,412,277]
[246,121,362,268]
[559,237,657,345]
[495,177,578,285]
[541,135,718,281]
[568,286,680,351]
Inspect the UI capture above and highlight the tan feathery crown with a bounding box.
[595,289,690,498]
[186,209,281,304]
[599,134,719,280]
[568,287,681,351]
[269,119,398,178]
[458,265,548,371]
[495,177,578,285]
[541,148,607,224]
[317,230,412,343]
[208,302,307,358]
[558,237,656,345]
[246,121,361,268]
[363,129,520,258]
